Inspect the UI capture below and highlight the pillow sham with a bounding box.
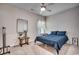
[57,31,66,35]
[50,31,58,35]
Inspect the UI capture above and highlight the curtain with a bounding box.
[37,19,46,35]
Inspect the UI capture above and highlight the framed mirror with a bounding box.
[17,19,28,34]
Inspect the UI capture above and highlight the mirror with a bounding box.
[17,19,28,34]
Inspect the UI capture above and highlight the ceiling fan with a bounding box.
[31,3,54,13]
[40,3,54,12]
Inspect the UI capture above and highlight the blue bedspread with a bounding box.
[35,35,68,50]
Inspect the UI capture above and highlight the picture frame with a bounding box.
[17,19,28,34]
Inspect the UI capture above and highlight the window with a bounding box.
[37,19,46,35]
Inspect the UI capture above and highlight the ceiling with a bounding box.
[7,3,79,16]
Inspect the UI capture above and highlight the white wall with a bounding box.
[46,6,79,45]
[0,4,44,47]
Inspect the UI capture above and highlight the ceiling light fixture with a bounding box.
[41,6,46,11]
[41,3,46,12]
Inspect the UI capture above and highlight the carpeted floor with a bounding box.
[6,42,79,55]
[37,42,79,55]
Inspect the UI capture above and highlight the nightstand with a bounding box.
[72,37,78,46]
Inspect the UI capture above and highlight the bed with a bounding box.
[34,31,69,54]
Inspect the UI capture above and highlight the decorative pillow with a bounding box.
[57,31,66,35]
[50,31,58,35]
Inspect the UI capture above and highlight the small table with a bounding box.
[18,37,30,47]
[72,37,78,46]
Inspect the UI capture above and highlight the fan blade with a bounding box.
[47,3,54,6]
[47,9,52,12]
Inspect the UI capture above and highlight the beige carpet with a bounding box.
[6,42,79,55]
[38,44,72,55]
[37,42,79,55]
[8,43,53,55]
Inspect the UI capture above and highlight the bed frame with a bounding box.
[34,40,59,55]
